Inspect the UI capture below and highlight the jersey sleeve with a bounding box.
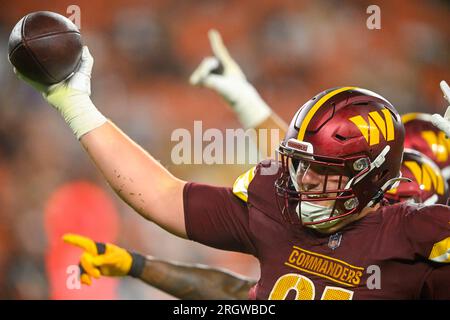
[183,178,257,255]
[404,204,450,263]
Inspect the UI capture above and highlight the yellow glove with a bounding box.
[63,233,145,286]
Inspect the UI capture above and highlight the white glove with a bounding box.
[14,46,107,139]
[431,80,450,137]
[190,29,272,129]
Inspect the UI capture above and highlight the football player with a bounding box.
[63,31,449,300]
[14,29,450,299]
[62,148,449,300]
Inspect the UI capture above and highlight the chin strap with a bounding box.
[382,176,412,190]
[343,144,407,209]
[344,145,391,190]
[366,176,412,207]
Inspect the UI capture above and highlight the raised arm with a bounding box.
[14,47,187,238]
[80,122,186,237]
[190,29,288,157]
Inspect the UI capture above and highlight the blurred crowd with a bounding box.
[0,0,448,299]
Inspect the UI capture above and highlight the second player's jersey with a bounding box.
[184,160,450,300]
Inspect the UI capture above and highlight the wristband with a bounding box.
[128,252,146,278]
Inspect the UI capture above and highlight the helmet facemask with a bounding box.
[275,138,395,230]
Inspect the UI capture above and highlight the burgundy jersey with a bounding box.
[420,265,450,299]
[184,160,450,300]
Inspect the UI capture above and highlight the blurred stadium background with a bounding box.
[0,0,448,299]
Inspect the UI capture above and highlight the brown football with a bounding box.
[8,11,83,85]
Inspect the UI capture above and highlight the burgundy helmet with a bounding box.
[402,113,450,182]
[275,87,405,229]
[385,148,449,205]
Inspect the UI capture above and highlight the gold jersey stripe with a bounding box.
[292,246,365,270]
[429,236,450,263]
[232,166,256,202]
[284,262,356,288]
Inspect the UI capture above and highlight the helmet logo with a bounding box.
[421,131,450,163]
[403,161,445,195]
[349,109,395,146]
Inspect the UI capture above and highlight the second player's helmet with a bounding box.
[385,148,449,205]
[402,113,450,182]
[275,87,405,229]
